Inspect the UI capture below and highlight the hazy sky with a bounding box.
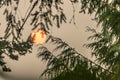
[0,0,97,80]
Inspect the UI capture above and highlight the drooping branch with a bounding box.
[18,0,39,36]
[38,46,72,79]
[38,35,113,80]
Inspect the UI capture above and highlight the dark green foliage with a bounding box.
[81,0,120,79]
[0,0,120,80]
[30,0,67,31]
[37,0,120,80]
[0,37,32,72]
[38,35,111,80]
[0,0,67,73]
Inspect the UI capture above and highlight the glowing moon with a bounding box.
[31,29,46,44]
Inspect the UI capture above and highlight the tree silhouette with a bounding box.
[0,0,119,80]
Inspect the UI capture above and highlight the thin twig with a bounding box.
[18,0,38,36]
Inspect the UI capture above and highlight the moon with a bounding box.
[31,29,46,45]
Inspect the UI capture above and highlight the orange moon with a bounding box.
[31,29,46,45]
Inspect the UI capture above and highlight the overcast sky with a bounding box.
[0,0,97,80]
